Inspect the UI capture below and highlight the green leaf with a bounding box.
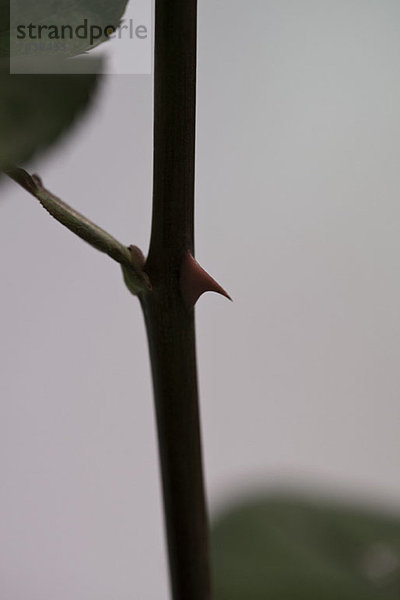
[0,2,9,57]
[211,494,400,600]
[0,63,101,170]
[0,0,130,171]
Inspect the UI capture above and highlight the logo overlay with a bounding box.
[10,0,152,74]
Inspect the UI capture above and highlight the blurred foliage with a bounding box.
[0,0,130,171]
[0,1,8,58]
[211,493,400,600]
[0,69,100,170]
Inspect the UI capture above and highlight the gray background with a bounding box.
[2,0,400,597]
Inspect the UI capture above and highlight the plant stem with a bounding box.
[140,1,211,599]
[5,166,151,294]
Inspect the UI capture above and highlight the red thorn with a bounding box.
[180,251,232,309]
[32,174,43,188]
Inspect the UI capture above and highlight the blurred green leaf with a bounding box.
[211,494,400,600]
[0,0,131,174]
[0,66,101,170]
[0,0,126,173]
[2,0,130,58]
[0,2,9,58]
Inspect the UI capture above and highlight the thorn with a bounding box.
[180,251,232,309]
[32,173,43,188]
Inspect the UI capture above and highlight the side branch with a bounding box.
[6,166,151,295]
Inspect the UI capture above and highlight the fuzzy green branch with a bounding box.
[5,166,151,295]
